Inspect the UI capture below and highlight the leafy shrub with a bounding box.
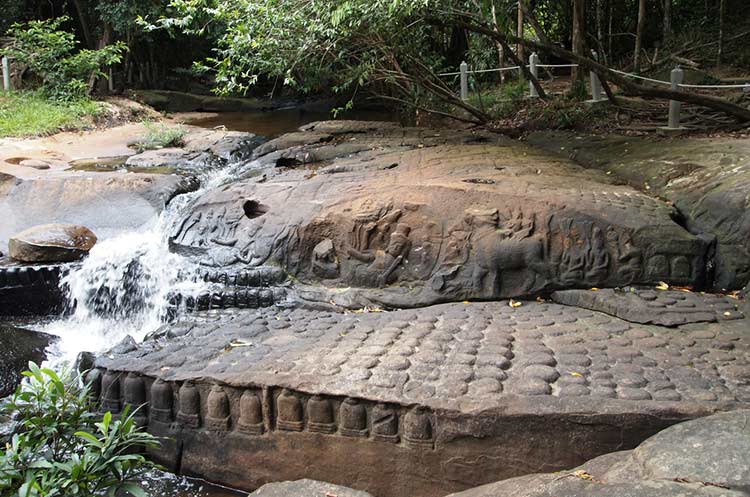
[131,121,187,152]
[0,363,159,497]
[0,92,103,137]
[1,17,126,101]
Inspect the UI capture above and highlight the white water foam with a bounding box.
[42,161,252,365]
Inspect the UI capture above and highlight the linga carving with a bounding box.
[237,390,264,435]
[150,379,174,424]
[307,395,337,434]
[100,371,121,414]
[206,385,231,432]
[277,389,304,431]
[177,382,201,429]
[340,397,368,437]
[123,373,147,425]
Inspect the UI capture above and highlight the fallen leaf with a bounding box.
[656,281,670,290]
[229,339,253,348]
[572,470,594,481]
[570,371,583,377]
[724,311,732,316]
[590,287,600,291]
[509,299,522,308]
[463,300,471,304]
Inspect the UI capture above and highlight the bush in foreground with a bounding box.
[0,363,159,497]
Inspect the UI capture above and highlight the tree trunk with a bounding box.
[663,0,672,42]
[608,0,613,58]
[448,16,750,122]
[572,0,586,81]
[70,0,94,49]
[596,0,605,56]
[520,0,551,46]
[517,2,525,68]
[718,0,726,63]
[634,0,647,72]
[491,3,506,83]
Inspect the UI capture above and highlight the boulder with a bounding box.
[248,479,374,497]
[9,224,97,262]
[0,324,55,397]
[446,410,750,497]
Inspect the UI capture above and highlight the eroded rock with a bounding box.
[9,224,97,262]
[446,410,750,497]
[0,324,54,397]
[170,121,710,308]
[248,479,374,497]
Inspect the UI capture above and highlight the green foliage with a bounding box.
[1,17,126,101]
[0,92,103,137]
[131,121,187,152]
[0,363,159,497]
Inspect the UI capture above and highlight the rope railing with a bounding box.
[444,54,750,130]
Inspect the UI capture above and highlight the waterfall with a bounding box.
[42,160,252,365]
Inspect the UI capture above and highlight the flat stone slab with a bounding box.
[249,479,374,497]
[552,288,744,326]
[447,409,750,497]
[92,301,750,497]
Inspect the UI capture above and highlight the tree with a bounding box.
[571,0,586,81]
[663,0,671,42]
[634,0,646,72]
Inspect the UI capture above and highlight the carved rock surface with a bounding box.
[171,121,709,307]
[446,410,750,497]
[248,479,374,497]
[9,224,97,262]
[94,301,750,497]
[528,131,750,291]
[552,287,744,326]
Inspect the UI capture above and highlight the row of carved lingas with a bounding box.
[90,371,434,449]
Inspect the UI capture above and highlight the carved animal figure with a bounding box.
[467,210,547,296]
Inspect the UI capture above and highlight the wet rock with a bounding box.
[110,335,138,355]
[248,480,374,497]
[9,224,97,262]
[446,410,750,497]
[0,172,197,253]
[0,324,54,397]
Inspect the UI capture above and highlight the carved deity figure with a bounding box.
[348,223,412,288]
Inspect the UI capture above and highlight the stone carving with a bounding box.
[371,404,399,443]
[307,395,337,434]
[312,239,340,279]
[277,389,304,431]
[123,373,147,425]
[237,390,264,435]
[340,398,368,437]
[177,382,201,429]
[100,371,121,414]
[346,209,412,288]
[469,210,547,295]
[150,379,174,424]
[206,385,231,431]
[85,368,102,404]
[403,407,433,448]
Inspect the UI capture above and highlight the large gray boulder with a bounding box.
[446,410,750,497]
[9,223,97,262]
[248,479,374,497]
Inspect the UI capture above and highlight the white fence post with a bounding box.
[459,61,469,102]
[589,51,603,102]
[668,65,684,128]
[529,52,539,98]
[1,57,10,92]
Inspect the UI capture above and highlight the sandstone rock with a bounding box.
[528,131,750,291]
[9,224,97,262]
[248,479,374,497]
[0,324,54,397]
[446,410,750,497]
[170,121,710,308]
[0,172,196,253]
